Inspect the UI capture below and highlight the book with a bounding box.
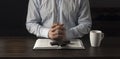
[33,39,85,49]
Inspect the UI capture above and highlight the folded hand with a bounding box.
[48,23,66,40]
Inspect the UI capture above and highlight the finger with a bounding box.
[51,28,56,32]
[57,30,65,35]
[51,26,60,32]
[54,31,65,36]
[52,23,61,28]
[51,23,58,28]
[51,31,64,37]
[55,25,64,30]
[51,24,65,32]
[51,29,65,34]
[60,26,65,30]
[52,35,64,40]
[50,31,58,36]
[52,23,63,28]
[49,32,57,40]
[58,24,65,30]
[59,24,64,27]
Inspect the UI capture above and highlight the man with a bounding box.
[26,0,92,41]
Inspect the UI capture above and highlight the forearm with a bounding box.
[66,22,91,40]
[26,0,50,38]
[66,0,92,39]
[26,22,50,38]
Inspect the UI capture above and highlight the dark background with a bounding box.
[0,0,29,36]
[0,0,120,37]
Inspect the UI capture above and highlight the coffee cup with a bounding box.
[90,30,104,47]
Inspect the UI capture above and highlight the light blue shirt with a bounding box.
[26,0,92,39]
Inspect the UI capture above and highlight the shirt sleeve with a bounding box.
[66,0,92,39]
[26,0,50,38]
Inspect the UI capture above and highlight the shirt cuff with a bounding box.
[66,28,84,40]
[66,30,74,40]
[38,27,50,38]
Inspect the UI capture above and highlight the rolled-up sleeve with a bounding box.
[26,0,50,38]
[66,0,92,39]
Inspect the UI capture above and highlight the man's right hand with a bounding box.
[48,23,65,40]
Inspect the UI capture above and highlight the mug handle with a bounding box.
[101,33,104,40]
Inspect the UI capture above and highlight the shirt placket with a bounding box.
[56,0,61,24]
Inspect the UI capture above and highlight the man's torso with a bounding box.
[38,0,81,29]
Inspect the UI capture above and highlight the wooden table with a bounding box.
[0,36,120,59]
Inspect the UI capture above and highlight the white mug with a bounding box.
[90,30,104,47]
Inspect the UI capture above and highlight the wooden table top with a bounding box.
[0,36,120,59]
